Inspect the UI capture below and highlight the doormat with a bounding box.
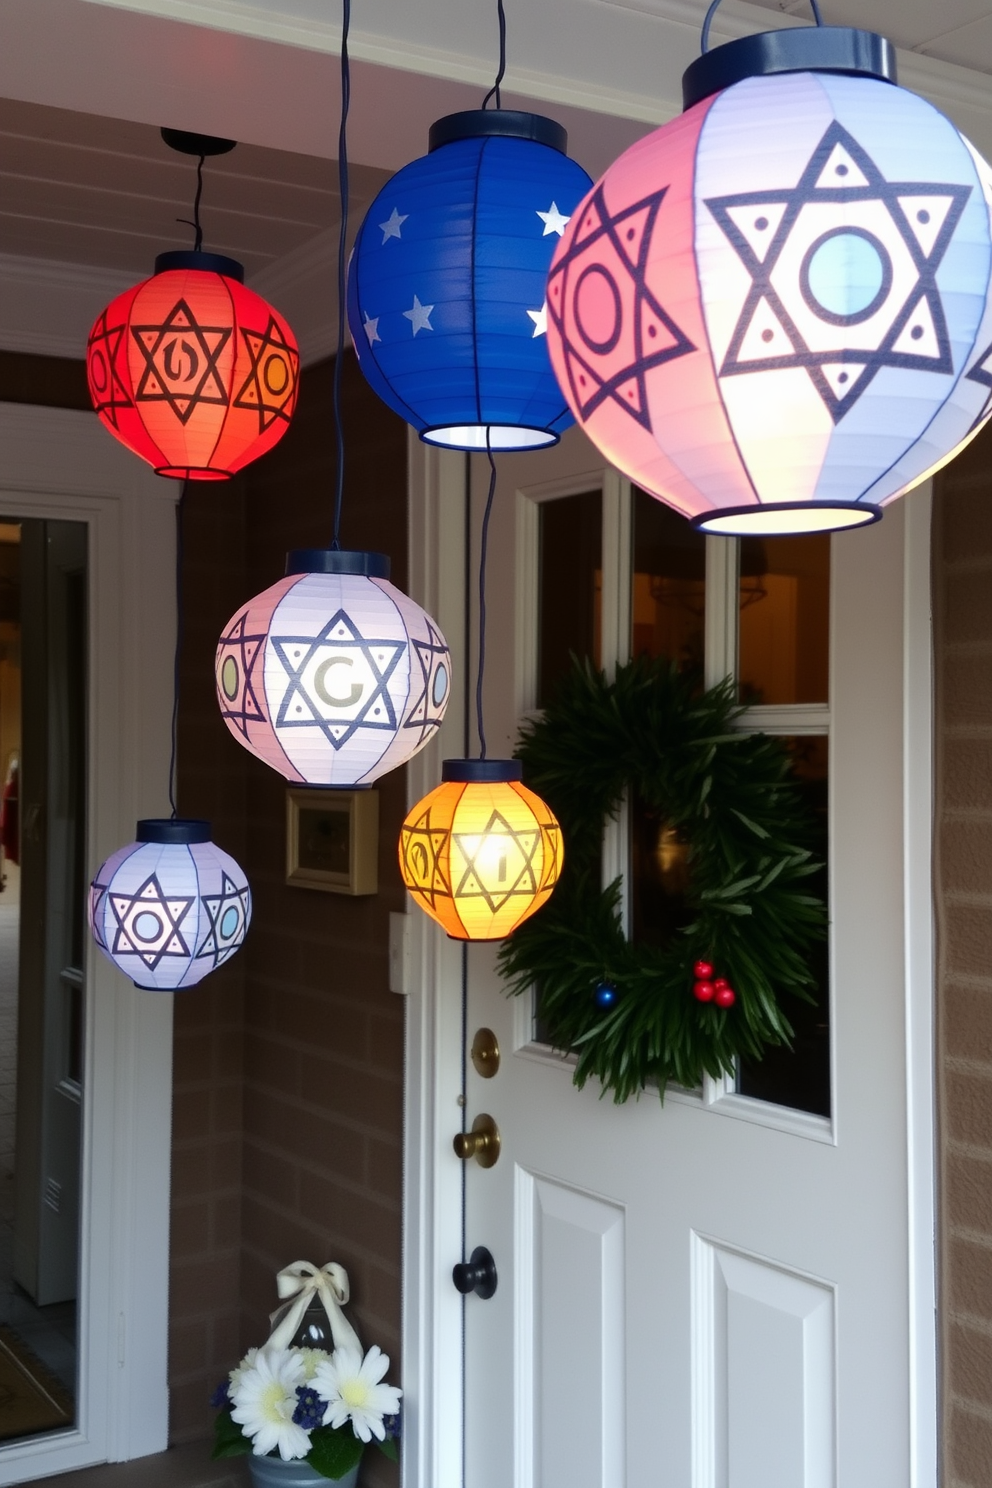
[0,1325,73,1440]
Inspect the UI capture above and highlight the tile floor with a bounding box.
[49,1442,249,1487]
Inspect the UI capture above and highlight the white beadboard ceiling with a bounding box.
[748,0,992,70]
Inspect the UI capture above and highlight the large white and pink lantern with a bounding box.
[546,13,992,535]
[215,549,450,786]
[89,819,251,991]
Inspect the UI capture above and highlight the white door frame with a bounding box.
[0,403,175,1479]
[401,428,937,1488]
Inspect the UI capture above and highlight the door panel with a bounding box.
[434,427,934,1488]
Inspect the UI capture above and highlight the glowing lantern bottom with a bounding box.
[399,760,563,941]
[89,819,251,990]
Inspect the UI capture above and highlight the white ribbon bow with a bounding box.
[266,1260,362,1355]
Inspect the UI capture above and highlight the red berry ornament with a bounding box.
[694,960,714,980]
[715,985,736,1008]
[693,980,716,1003]
[713,977,729,991]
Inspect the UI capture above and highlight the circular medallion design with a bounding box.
[800,228,892,326]
[221,655,239,701]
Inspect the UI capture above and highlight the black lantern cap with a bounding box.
[137,818,212,844]
[284,549,391,579]
[429,110,567,154]
[442,759,523,784]
[154,249,245,282]
[161,128,237,158]
[682,26,897,111]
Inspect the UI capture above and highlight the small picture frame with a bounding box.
[285,787,379,896]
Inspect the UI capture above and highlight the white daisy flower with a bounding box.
[230,1347,311,1460]
[313,1345,402,1443]
[228,1346,258,1394]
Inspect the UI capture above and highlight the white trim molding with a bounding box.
[0,404,177,1480]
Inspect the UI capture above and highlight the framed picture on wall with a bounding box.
[285,787,379,895]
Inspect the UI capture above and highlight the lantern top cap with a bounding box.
[161,128,237,158]
[429,110,567,154]
[136,818,213,844]
[154,249,245,283]
[284,549,391,579]
[442,759,524,784]
[682,25,897,110]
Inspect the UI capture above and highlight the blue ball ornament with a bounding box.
[594,981,618,1009]
[348,110,593,452]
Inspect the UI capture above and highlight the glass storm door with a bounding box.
[435,426,935,1488]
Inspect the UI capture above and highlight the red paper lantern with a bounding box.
[86,250,299,480]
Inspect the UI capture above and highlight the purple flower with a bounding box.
[210,1380,231,1410]
[292,1385,324,1432]
[384,1407,402,1441]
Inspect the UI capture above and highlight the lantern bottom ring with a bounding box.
[691,501,883,536]
[421,423,560,452]
[157,466,232,482]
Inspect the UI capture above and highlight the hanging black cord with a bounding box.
[168,489,186,818]
[701,0,821,49]
[476,449,497,760]
[176,154,206,251]
[481,0,507,109]
[331,0,352,548]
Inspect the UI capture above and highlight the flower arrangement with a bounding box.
[212,1260,401,1483]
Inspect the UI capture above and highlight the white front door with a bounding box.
[404,428,936,1488]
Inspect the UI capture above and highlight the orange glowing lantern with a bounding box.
[399,760,563,941]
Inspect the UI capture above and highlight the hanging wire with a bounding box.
[701,0,821,50]
[331,0,352,548]
[168,489,186,818]
[481,0,507,109]
[176,154,206,251]
[476,448,497,760]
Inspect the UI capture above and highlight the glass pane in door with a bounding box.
[0,518,87,1441]
[631,488,706,678]
[537,490,602,706]
[737,734,830,1117]
[739,534,830,705]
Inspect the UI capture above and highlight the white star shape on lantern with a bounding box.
[537,201,571,237]
[196,873,250,968]
[363,313,381,346]
[403,295,434,336]
[527,302,548,338]
[379,207,408,243]
[272,609,406,749]
[705,120,970,423]
[108,873,195,971]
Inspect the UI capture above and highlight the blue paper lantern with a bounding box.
[89,819,251,991]
[347,111,593,451]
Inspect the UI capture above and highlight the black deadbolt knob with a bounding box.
[452,1245,498,1300]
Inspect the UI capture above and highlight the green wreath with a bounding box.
[497,657,827,1103]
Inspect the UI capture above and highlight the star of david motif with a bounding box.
[404,619,450,745]
[965,337,992,432]
[87,307,133,428]
[452,811,542,915]
[217,610,268,738]
[400,803,452,911]
[705,121,971,423]
[196,874,250,967]
[131,298,232,425]
[108,873,194,971]
[546,182,695,433]
[272,610,405,750]
[232,316,300,434]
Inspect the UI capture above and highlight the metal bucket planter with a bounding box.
[246,1455,359,1488]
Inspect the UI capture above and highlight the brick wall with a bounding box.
[172,354,407,1485]
[935,420,992,1487]
[170,480,250,1442]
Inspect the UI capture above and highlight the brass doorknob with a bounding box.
[453,1113,501,1168]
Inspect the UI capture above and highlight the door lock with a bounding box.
[453,1112,501,1168]
[470,1027,500,1078]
